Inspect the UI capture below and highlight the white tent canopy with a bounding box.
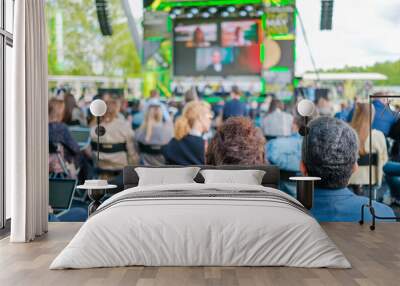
[301,72,388,81]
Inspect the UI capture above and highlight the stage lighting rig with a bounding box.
[208,7,218,14]
[221,11,230,17]
[190,8,199,15]
[167,4,263,20]
[239,10,247,17]
[227,6,236,13]
[171,8,182,15]
[201,12,211,18]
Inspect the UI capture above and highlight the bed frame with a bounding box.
[123,165,280,190]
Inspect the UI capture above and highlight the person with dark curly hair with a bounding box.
[301,116,394,222]
[206,117,266,165]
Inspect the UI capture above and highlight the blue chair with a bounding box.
[383,161,400,203]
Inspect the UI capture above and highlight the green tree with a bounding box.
[321,59,400,86]
[46,0,141,77]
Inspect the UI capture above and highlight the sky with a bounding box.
[296,0,400,74]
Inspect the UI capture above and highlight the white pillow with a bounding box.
[135,167,200,186]
[200,169,266,185]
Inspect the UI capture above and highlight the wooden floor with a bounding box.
[0,223,399,286]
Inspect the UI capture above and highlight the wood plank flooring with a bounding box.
[0,222,399,286]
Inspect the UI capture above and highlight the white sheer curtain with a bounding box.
[8,0,48,242]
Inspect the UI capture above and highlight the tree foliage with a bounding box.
[46,0,141,77]
[322,59,400,86]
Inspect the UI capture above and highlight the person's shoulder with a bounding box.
[55,122,69,132]
[185,134,203,140]
[224,100,234,107]
[351,194,394,216]
[372,129,385,137]
[114,117,130,126]
[372,129,387,144]
[266,137,278,146]
[372,200,395,216]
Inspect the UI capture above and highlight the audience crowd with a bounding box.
[48,86,400,222]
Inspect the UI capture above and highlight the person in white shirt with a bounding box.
[261,98,293,139]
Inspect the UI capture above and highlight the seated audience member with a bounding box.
[63,92,87,126]
[334,101,353,122]
[315,95,334,117]
[144,89,170,121]
[261,99,293,139]
[348,103,388,190]
[132,100,145,130]
[174,88,199,120]
[221,86,248,121]
[347,94,397,136]
[136,104,174,166]
[389,117,400,162]
[300,117,394,222]
[48,97,81,178]
[162,101,212,165]
[184,88,199,103]
[49,206,88,222]
[266,114,303,172]
[206,117,265,165]
[90,94,139,173]
[383,161,400,205]
[371,95,397,136]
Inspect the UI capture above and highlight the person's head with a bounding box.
[234,26,243,40]
[372,92,388,104]
[292,108,318,134]
[184,89,198,103]
[150,89,160,99]
[193,27,205,44]
[340,101,348,110]
[292,114,304,133]
[206,117,265,165]
[48,97,65,123]
[300,117,359,189]
[231,86,241,99]
[351,103,375,155]
[211,50,222,65]
[62,92,78,124]
[140,104,163,142]
[101,93,121,123]
[174,101,212,140]
[268,98,283,114]
[145,105,163,124]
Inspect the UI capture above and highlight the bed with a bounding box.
[50,165,350,269]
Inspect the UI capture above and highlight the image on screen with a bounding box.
[173,18,262,77]
[174,23,217,48]
[221,20,259,47]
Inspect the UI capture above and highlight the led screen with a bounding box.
[173,18,262,76]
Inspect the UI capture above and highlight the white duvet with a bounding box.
[50,183,351,269]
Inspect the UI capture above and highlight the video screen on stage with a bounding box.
[173,18,262,76]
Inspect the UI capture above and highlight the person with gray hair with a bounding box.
[300,116,394,222]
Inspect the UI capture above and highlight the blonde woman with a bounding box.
[90,94,139,172]
[349,103,388,188]
[136,104,174,165]
[162,101,212,165]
